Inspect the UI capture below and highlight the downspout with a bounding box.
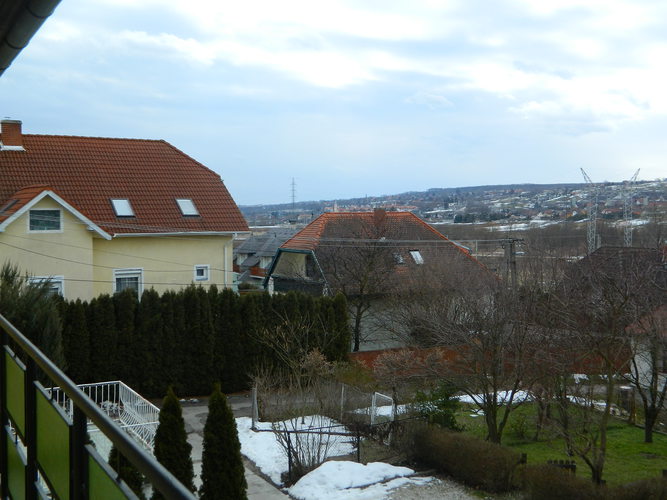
[0,0,62,77]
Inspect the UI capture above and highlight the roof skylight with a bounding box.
[176,198,199,216]
[111,199,134,217]
[409,250,424,265]
[0,199,18,213]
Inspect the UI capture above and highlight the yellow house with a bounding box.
[0,119,249,300]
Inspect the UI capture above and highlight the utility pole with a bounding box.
[581,168,599,254]
[501,238,523,289]
[623,168,640,247]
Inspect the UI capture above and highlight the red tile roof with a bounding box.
[282,210,475,259]
[0,133,248,235]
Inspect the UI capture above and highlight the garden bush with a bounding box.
[413,426,520,492]
[520,464,602,500]
[411,382,463,431]
[606,477,667,500]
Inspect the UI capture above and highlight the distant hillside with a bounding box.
[239,182,588,215]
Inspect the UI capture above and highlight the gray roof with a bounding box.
[234,229,295,257]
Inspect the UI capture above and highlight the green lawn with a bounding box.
[456,403,667,487]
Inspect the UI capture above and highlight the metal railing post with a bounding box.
[25,358,37,500]
[71,406,88,500]
[0,330,7,499]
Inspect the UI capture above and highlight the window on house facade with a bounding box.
[110,199,135,217]
[28,276,64,296]
[409,250,424,264]
[29,209,61,231]
[194,264,209,281]
[176,198,199,216]
[114,268,143,295]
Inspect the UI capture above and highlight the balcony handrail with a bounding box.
[0,313,195,500]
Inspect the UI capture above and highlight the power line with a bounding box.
[0,240,238,276]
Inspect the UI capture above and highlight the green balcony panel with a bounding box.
[88,446,136,500]
[6,426,26,500]
[5,349,26,436]
[36,387,70,499]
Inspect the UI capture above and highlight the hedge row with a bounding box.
[412,426,667,498]
[413,426,520,492]
[521,465,667,500]
[59,287,350,397]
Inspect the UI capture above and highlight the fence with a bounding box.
[0,313,195,500]
[252,382,397,429]
[49,380,160,452]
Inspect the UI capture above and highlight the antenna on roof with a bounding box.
[623,169,640,247]
[291,177,296,210]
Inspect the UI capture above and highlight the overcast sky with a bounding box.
[2,0,666,205]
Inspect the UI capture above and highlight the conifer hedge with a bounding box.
[59,288,350,397]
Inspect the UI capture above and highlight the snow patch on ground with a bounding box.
[236,415,354,486]
[236,414,436,497]
[288,461,431,500]
[456,390,531,405]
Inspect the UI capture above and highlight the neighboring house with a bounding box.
[233,228,295,288]
[265,209,489,351]
[0,119,249,300]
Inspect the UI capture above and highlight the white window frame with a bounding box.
[29,276,65,296]
[110,199,135,217]
[176,198,199,216]
[194,264,210,282]
[409,250,424,265]
[28,209,62,233]
[113,268,143,295]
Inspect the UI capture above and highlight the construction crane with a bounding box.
[623,168,640,247]
[581,168,599,254]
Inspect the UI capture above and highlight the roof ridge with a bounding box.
[21,133,166,142]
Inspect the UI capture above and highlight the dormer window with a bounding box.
[176,198,199,216]
[111,199,134,217]
[409,250,424,265]
[29,209,61,231]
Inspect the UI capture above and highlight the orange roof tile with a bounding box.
[282,210,474,259]
[0,133,248,235]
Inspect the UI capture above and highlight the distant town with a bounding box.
[240,179,667,229]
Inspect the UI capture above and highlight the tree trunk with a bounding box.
[644,411,656,443]
[352,304,363,352]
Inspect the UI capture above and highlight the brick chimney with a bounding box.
[373,208,387,228]
[0,119,23,149]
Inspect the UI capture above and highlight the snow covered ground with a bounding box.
[235,415,443,499]
[288,461,435,500]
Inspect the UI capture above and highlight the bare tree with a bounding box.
[315,211,398,351]
[382,260,543,444]
[542,246,663,482]
[626,306,667,443]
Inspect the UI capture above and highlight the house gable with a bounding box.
[0,187,111,239]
